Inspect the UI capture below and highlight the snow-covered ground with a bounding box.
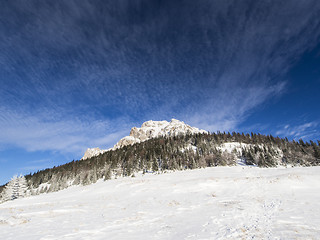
[1,166,320,240]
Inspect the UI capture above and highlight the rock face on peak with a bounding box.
[81,119,207,160]
[114,119,207,149]
[81,147,108,160]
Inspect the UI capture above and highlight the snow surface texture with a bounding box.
[82,119,207,159]
[1,166,320,239]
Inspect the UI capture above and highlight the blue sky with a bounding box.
[1,0,320,185]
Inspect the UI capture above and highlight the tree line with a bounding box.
[1,131,319,202]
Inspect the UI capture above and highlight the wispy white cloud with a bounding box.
[183,81,286,132]
[276,122,319,140]
[0,106,131,157]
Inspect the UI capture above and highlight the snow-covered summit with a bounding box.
[81,119,207,160]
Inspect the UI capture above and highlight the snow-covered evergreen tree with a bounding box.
[2,175,27,201]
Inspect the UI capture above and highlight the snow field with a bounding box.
[1,166,320,239]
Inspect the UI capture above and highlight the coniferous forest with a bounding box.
[1,131,320,202]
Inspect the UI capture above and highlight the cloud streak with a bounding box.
[276,122,319,140]
[0,106,130,157]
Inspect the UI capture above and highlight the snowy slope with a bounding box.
[218,142,284,164]
[82,119,207,159]
[1,166,320,239]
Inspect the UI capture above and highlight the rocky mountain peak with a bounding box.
[81,119,207,160]
[81,147,107,160]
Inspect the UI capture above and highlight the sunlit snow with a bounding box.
[1,166,320,239]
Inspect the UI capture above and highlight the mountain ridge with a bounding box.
[82,119,207,160]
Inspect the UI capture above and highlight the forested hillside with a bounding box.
[1,132,320,202]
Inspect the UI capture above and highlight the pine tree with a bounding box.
[242,148,255,165]
[2,175,27,201]
[311,141,320,163]
[104,164,112,180]
[152,158,159,172]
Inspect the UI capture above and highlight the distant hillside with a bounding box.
[1,131,320,203]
